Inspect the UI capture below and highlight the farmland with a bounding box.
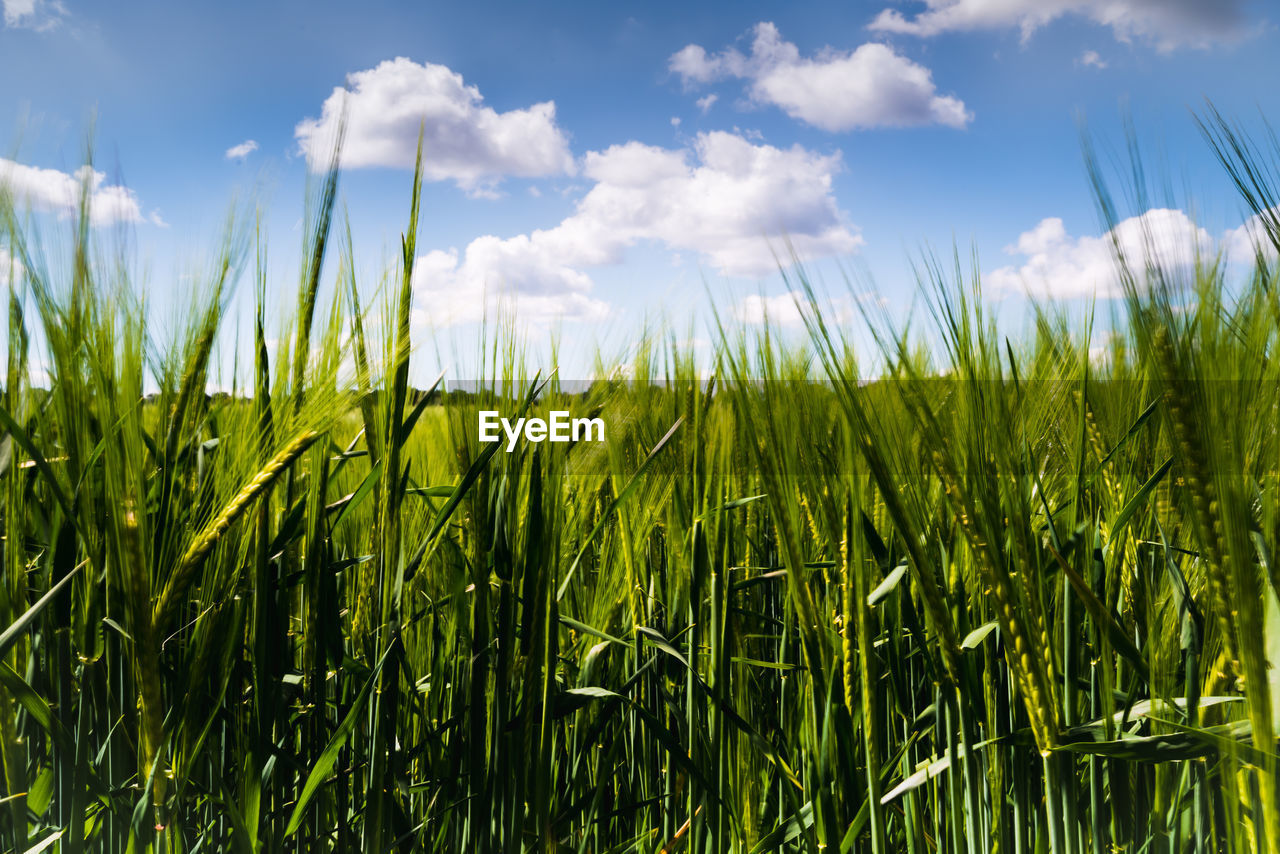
[2,117,1280,853]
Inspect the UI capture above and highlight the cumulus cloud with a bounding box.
[572,131,861,275]
[414,131,861,326]
[869,0,1246,51]
[3,0,65,30]
[413,244,610,327]
[669,22,971,131]
[987,209,1219,299]
[295,57,575,195]
[1223,209,1280,262]
[734,290,883,328]
[1078,49,1107,68]
[696,94,719,114]
[0,159,146,226]
[734,293,809,327]
[225,140,259,160]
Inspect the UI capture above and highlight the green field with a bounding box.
[2,119,1280,853]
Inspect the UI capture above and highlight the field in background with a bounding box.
[2,116,1280,853]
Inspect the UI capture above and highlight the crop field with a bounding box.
[2,117,1280,854]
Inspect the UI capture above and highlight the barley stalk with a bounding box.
[153,428,321,635]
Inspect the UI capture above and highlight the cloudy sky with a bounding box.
[1,0,1276,377]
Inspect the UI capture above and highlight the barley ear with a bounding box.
[152,429,321,635]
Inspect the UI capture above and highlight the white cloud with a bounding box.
[2,0,35,24]
[571,131,862,275]
[295,57,575,195]
[987,209,1217,299]
[414,131,861,326]
[734,290,883,327]
[869,0,1245,51]
[225,140,259,160]
[696,94,719,114]
[413,242,610,327]
[3,0,65,30]
[669,23,971,131]
[735,293,809,327]
[1223,209,1279,262]
[0,159,145,226]
[1078,49,1107,68]
[669,43,750,86]
[753,40,972,131]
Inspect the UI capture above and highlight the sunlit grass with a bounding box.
[1,113,1279,852]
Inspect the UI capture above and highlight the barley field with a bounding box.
[1,116,1279,853]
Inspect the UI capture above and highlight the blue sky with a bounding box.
[1,0,1277,381]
